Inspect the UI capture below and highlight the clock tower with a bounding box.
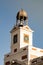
[4,9,33,65]
[10,9,33,54]
[4,9,43,65]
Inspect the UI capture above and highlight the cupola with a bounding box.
[16,9,28,26]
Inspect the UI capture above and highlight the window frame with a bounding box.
[13,34,18,44]
[14,48,17,52]
[22,55,27,60]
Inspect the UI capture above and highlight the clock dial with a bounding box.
[24,34,29,43]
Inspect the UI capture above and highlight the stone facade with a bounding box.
[4,9,43,65]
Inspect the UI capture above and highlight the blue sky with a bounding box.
[0,0,43,65]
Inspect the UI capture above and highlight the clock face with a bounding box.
[24,34,29,43]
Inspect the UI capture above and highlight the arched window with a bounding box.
[5,61,10,65]
[22,55,27,60]
[13,34,18,43]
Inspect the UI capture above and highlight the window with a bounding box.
[22,55,27,60]
[14,48,17,52]
[7,55,9,57]
[41,57,43,60]
[32,59,37,63]
[13,34,17,43]
[23,48,26,50]
[5,61,10,65]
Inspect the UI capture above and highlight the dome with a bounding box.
[16,9,28,21]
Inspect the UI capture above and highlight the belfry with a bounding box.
[4,9,43,65]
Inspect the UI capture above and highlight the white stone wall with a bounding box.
[20,25,33,48]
